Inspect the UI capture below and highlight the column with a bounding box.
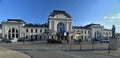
[18,26,20,38]
[11,28,12,38]
[15,28,16,38]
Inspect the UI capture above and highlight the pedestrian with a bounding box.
[66,39,69,44]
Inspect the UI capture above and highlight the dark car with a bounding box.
[1,38,11,42]
[47,39,62,44]
[100,38,110,43]
[1,39,7,42]
[5,38,13,43]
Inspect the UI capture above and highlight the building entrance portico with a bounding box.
[48,10,72,40]
[2,19,25,40]
[8,28,19,38]
[56,22,66,40]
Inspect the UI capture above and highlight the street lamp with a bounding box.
[107,33,111,54]
[22,31,25,43]
[92,32,96,51]
[77,32,82,50]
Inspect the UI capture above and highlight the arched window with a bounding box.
[12,28,15,33]
[8,28,18,38]
[9,29,11,33]
[57,22,65,32]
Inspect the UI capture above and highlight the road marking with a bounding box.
[52,51,82,58]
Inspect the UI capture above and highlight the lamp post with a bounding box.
[108,40,111,54]
[77,32,82,50]
[22,31,25,43]
[23,32,25,43]
[92,32,96,51]
[32,32,34,42]
[107,33,111,54]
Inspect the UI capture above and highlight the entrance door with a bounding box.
[57,22,66,40]
[57,22,65,32]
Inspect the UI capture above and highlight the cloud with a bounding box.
[103,13,120,22]
[103,13,120,32]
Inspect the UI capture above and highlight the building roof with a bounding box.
[25,23,48,28]
[7,19,26,23]
[115,33,120,36]
[85,23,100,27]
[104,29,111,31]
[8,19,23,21]
[72,26,90,29]
[49,10,72,18]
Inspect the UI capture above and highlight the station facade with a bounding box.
[0,10,112,41]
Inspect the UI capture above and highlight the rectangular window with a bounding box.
[16,34,18,38]
[85,30,86,34]
[35,29,37,33]
[31,29,33,33]
[109,32,111,35]
[40,29,42,33]
[44,29,47,33]
[40,35,42,39]
[81,30,83,34]
[106,32,108,35]
[81,36,83,39]
[12,34,14,38]
[26,29,28,32]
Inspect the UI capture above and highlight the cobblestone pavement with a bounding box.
[0,41,119,58]
[47,41,120,57]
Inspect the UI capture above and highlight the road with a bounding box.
[0,42,77,58]
[0,41,119,58]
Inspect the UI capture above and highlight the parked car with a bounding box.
[11,38,18,43]
[1,38,7,42]
[95,38,100,41]
[6,38,18,43]
[6,38,12,43]
[100,38,110,43]
[47,39,62,44]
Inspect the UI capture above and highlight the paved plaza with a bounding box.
[0,41,120,58]
[0,47,30,58]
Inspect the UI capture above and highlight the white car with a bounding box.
[6,38,18,43]
[11,38,18,43]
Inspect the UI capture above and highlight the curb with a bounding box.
[15,51,32,58]
[0,47,31,58]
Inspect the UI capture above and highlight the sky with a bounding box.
[0,0,120,32]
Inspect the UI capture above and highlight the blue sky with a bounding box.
[0,0,120,32]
